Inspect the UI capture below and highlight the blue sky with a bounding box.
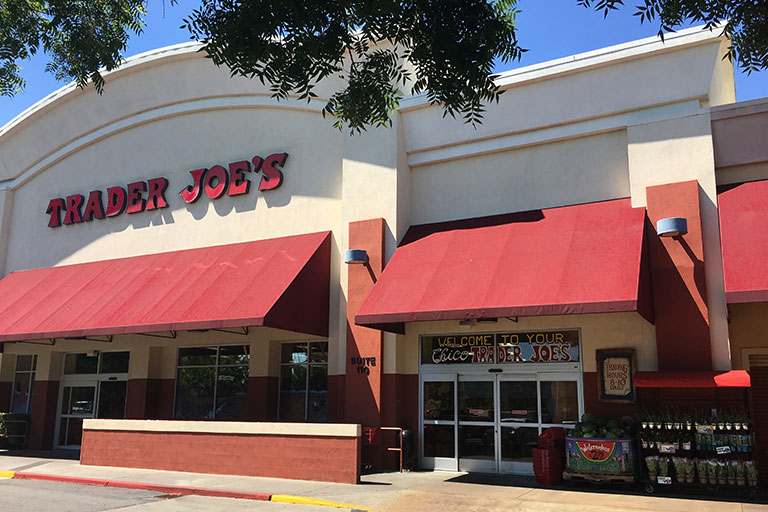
[1,0,766,128]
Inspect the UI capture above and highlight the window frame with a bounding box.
[278,341,329,422]
[173,344,250,420]
[10,354,37,414]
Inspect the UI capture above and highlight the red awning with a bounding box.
[634,370,751,388]
[356,198,652,332]
[718,179,768,303]
[0,231,331,341]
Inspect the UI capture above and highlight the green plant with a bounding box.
[746,461,758,479]
[658,457,670,477]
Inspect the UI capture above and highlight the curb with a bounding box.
[7,471,372,510]
[272,494,372,510]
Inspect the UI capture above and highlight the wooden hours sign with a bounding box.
[597,348,636,403]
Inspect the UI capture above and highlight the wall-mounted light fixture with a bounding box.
[477,318,498,324]
[344,249,369,265]
[459,319,475,329]
[657,217,688,238]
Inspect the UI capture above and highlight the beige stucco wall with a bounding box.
[409,130,629,225]
[392,312,656,375]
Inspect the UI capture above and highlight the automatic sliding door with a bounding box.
[457,376,496,473]
[421,374,457,471]
[498,375,538,475]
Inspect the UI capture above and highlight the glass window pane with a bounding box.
[540,380,579,424]
[458,381,494,422]
[97,381,127,419]
[215,366,249,420]
[11,372,31,414]
[281,343,308,364]
[279,365,307,421]
[16,354,34,372]
[501,426,538,462]
[178,347,217,366]
[458,425,494,460]
[100,352,130,373]
[64,353,98,374]
[310,343,328,363]
[499,381,538,423]
[31,355,37,371]
[61,386,71,415]
[424,424,455,458]
[68,386,95,415]
[174,367,216,419]
[308,365,327,421]
[58,417,68,446]
[424,382,454,421]
[218,345,250,365]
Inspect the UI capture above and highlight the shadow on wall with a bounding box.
[399,209,545,246]
[645,213,712,371]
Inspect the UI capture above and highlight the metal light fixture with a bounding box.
[657,217,688,238]
[344,249,368,265]
[459,319,475,329]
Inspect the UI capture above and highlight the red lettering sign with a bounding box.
[46,151,287,227]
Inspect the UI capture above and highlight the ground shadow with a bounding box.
[444,472,767,504]
[0,449,80,461]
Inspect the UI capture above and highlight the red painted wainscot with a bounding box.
[80,420,361,484]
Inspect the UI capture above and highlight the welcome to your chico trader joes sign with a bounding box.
[45,152,288,228]
[421,330,580,365]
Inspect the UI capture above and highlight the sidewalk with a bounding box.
[1,451,767,512]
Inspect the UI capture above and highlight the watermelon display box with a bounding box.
[566,437,635,474]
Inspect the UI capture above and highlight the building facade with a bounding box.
[1,26,767,477]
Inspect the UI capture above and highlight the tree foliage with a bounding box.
[579,0,768,73]
[181,0,524,131]
[2,0,768,131]
[0,0,146,97]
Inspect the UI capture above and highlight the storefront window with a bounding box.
[64,352,130,375]
[540,380,579,424]
[279,342,328,422]
[11,355,36,414]
[174,345,249,420]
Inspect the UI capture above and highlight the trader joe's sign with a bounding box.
[420,330,579,365]
[45,152,287,227]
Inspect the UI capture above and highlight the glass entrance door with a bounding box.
[421,372,581,474]
[58,383,97,448]
[421,374,458,471]
[457,375,496,472]
[498,375,540,474]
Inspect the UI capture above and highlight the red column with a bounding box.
[248,376,278,420]
[0,381,11,412]
[27,380,59,449]
[125,379,148,419]
[345,218,385,428]
[646,180,712,370]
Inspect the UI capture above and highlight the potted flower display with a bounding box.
[746,461,758,487]
[672,457,686,483]
[717,460,728,485]
[645,456,659,480]
[736,461,746,486]
[708,459,718,485]
[684,459,695,483]
[696,459,708,484]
